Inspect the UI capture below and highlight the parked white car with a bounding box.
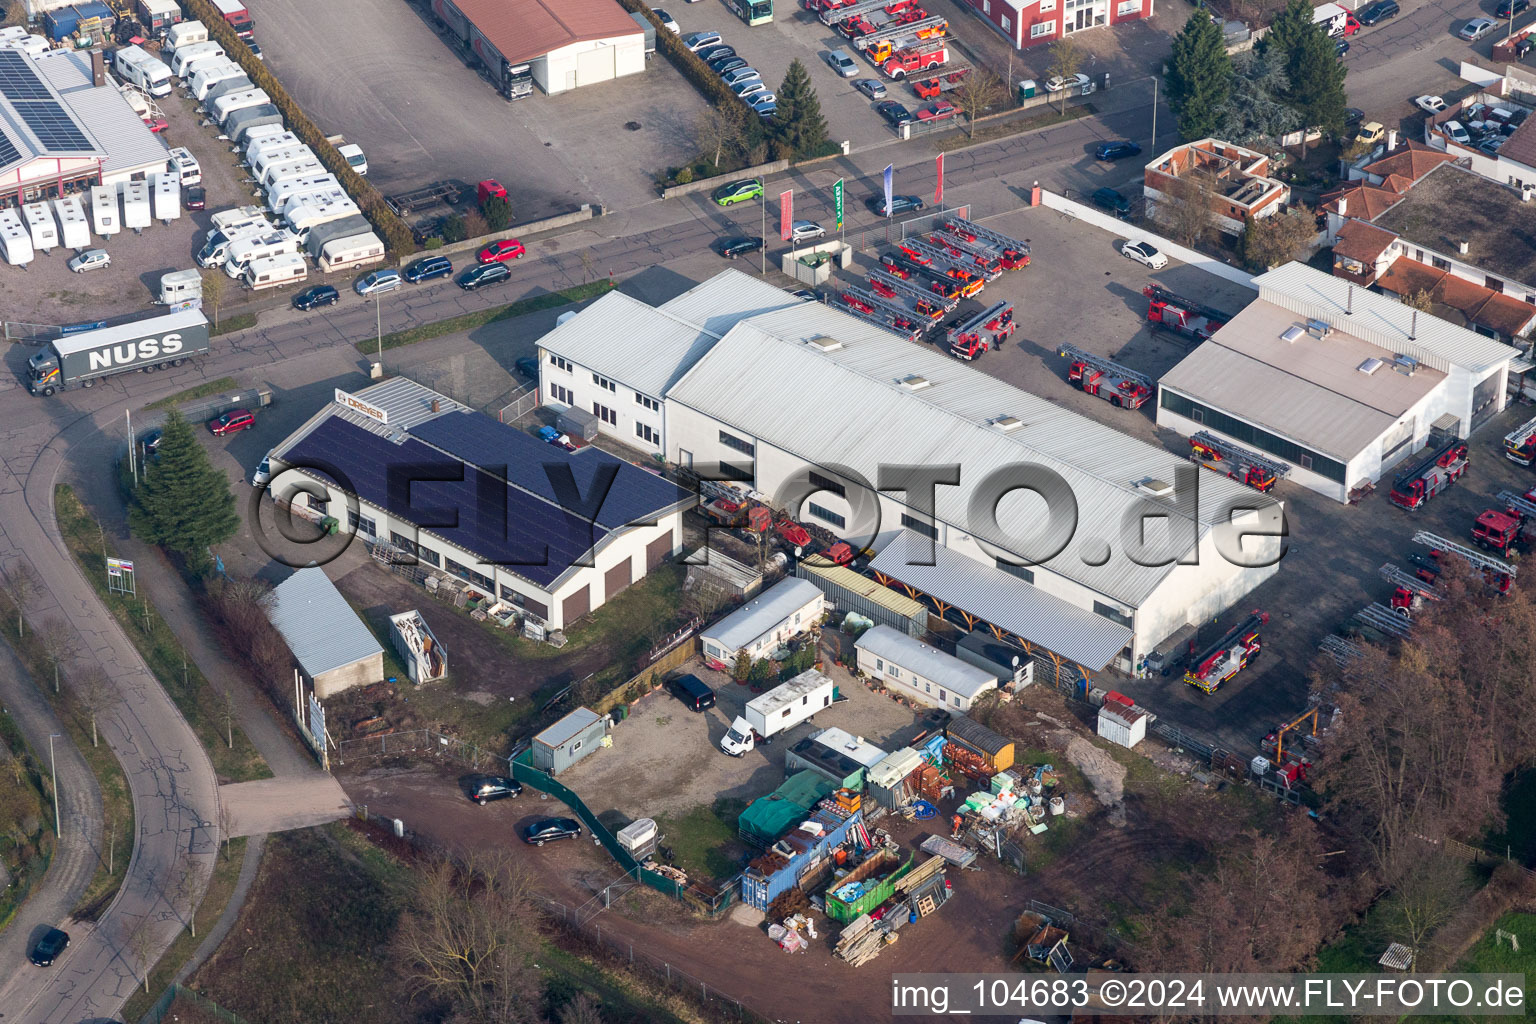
[651,7,680,32]
[67,248,111,272]
[1045,73,1090,92]
[1459,17,1496,40]
[789,220,825,242]
[1414,95,1447,114]
[1121,240,1168,270]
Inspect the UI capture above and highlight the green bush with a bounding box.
[424,237,444,249]
[441,214,467,243]
[673,166,694,185]
[481,195,513,231]
[184,0,415,257]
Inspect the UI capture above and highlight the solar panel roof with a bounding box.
[410,411,692,531]
[282,418,614,587]
[15,98,91,150]
[0,130,19,167]
[0,51,50,99]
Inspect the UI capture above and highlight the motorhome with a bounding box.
[224,230,301,278]
[243,253,307,291]
[113,45,173,97]
[169,40,225,78]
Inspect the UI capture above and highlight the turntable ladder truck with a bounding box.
[1058,345,1153,410]
[1498,490,1536,519]
[1388,436,1469,510]
[943,217,1030,268]
[1412,531,1515,594]
[1379,563,1441,613]
[820,0,894,25]
[1188,430,1291,493]
[926,231,1002,279]
[869,267,957,314]
[1143,285,1231,344]
[947,300,1015,361]
[865,273,946,323]
[1504,413,1536,465]
[1184,610,1269,694]
[838,288,925,342]
[902,237,985,295]
[863,17,949,57]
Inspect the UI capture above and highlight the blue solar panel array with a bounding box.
[283,418,612,587]
[411,411,692,530]
[0,129,19,168]
[0,50,92,152]
[0,52,50,99]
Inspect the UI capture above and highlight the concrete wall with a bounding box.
[313,651,384,699]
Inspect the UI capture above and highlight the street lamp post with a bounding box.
[1151,75,1159,154]
[373,293,383,378]
[49,732,60,837]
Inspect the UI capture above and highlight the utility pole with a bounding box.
[1151,75,1159,154]
[49,732,60,836]
[760,191,767,276]
[126,408,136,486]
[373,293,383,378]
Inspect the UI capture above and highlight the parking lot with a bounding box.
[252,0,710,219]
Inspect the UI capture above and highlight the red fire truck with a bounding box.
[946,301,1014,360]
[1187,431,1291,493]
[1143,285,1230,344]
[1505,413,1536,465]
[1184,610,1269,693]
[1059,344,1153,409]
[1388,436,1469,510]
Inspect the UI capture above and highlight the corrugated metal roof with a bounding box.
[447,0,641,66]
[66,85,170,176]
[702,577,824,651]
[1254,263,1519,373]
[747,668,835,717]
[535,707,604,748]
[799,561,925,618]
[667,308,1259,606]
[265,567,383,678]
[855,624,999,697]
[1159,298,1443,460]
[538,289,722,398]
[869,532,1133,670]
[807,727,888,768]
[946,716,1011,757]
[658,269,804,336]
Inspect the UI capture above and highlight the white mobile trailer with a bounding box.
[318,232,386,274]
[166,20,209,52]
[256,154,321,189]
[159,268,202,306]
[176,52,230,84]
[21,203,59,252]
[170,41,226,78]
[150,173,181,222]
[285,198,360,237]
[0,209,34,266]
[189,60,244,101]
[244,132,302,166]
[199,73,253,108]
[301,213,372,257]
[53,195,89,249]
[0,26,27,43]
[266,175,341,213]
[239,124,290,155]
[120,181,152,231]
[4,35,51,57]
[278,189,348,221]
[720,669,837,756]
[113,45,173,97]
[212,88,271,126]
[88,184,120,237]
[243,252,308,291]
[250,144,316,179]
[224,230,301,278]
[225,105,283,147]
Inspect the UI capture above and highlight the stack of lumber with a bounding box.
[834,914,898,966]
[894,855,944,896]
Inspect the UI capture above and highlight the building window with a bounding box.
[718,461,754,483]
[1116,0,1139,13]
[445,557,493,592]
[1093,601,1133,629]
[875,658,884,672]
[719,430,755,456]
[982,0,989,11]
[1030,21,1054,37]
[635,392,659,412]
[1414,249,1424,262]
[550,383,573,405]
[807,502,846,528]
[550,355,572,373]
[901,514,938,539]
[348,511,376,538]
[499,584,526,607]
[1431,256,1450,271]
[954,695,963,708]
[635,422,658,445]
[1039,0,1055,10]
[591,373,617,392]
[1001,14,1011,29]
[809,470,846,497]
[593,402,617,425]
[1486,276,1504,293]
[886,663,900,678]
[571,739,583,753]
[417,546,440,568]
[390,531,417,555]
[309,495,329,515]
[1160,391,1347,482]
[996,558,1034,584]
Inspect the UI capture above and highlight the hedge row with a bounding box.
[180,0,416,257]
[612,0,763,135]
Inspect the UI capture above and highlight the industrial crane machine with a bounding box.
[1143,285,1230,344]
[1187,431,1291,493]
[1412,530,1516,595]
[1388,436,1469,510]
[942,217,1029,268]
[947,301,1015,360]
[1058,345,1153,409]
[1261,706,1319,774]
[1184,609,1269,693]
[1504,413,1536,465]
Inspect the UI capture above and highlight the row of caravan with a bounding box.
[0,178,184,267]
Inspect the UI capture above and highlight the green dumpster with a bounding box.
[320,516,339,535]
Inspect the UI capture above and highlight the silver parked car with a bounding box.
[67,248,111,272]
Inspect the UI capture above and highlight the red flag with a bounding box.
[780,190,793,241]
[935,153,945,206]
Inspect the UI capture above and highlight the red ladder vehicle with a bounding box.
[869,267,957,314]
[1058,344,1153,409]
[1143,285,1230,344]
[1504,413,1536,465]
[1389,436,1469,510]
[926,231,1002,278]
[881,40,947,79]
[1187,431,1291,493]
[1379,563,1441,614]
[1471,490,1536,555]
[943,217,1029,268]
[902,237,987,291]
[1184,610,1268,694]
[1412,530,1516,595]
[946,301,1014,361]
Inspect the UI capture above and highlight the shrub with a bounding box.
[673,166,695,185]
[424,236,444,249]
[441,215,466,243]
[481,195,513,231]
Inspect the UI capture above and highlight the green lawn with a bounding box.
[357,279,615,353]
[655,798,748,883]
[145,376,239,411]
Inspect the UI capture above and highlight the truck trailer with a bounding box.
[211,0,254,40]
[28,309,210,396]
[720,669,837,756]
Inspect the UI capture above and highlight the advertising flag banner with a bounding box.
[883,164,894,216]
[833,178,844,230]
[935,153,945,205]
[780,189,793,241]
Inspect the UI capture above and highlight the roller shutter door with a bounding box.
[562,585,590,624]
[575,45,615,87]
[646,531,675,570]
[604,558,633,601]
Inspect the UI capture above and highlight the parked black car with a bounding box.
[1336,38,1350,55]
[292,284,339,311]
[1093,140,1142,160]
[458,263,511,290]
[717,235,765,259]
[183,185,206,210]
[876,100,913,128]
[666,673,716,711]
[30,927,69,967]
[1355,0,1398,24]
[466,775,523,804]
[1498,0,1529,18]
[404,255,453,283]
[696,44,735,63]
[521,817,583,846]
[515,356,539,378]
[1090,186,1132,217]
[865,193,925,217]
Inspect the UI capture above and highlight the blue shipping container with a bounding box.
[44,8,81,39]
[741,807,862,911]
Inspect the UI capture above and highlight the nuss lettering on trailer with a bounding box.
[86,333,186,371]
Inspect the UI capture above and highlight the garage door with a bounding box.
[575,45,615,87]
[562,585,590,624]
[604,558,633,602]
[646,531,675,570]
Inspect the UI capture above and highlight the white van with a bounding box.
[167,147,202,186]
[170,41,226,78]
[317,231,386,274]
[244,252,308,291]
[225,230,301,278]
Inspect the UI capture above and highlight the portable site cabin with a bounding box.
[317,232,385,274]
[120,181,151,231]
[785,727,889,790]
[226,105,283,147]
[555,406,600,442]
[855,625,1000,714]
[89,184,119,237]
[242,251,307,291]
[52,195,89,250]
[700,577,825,668]
[165,19,208,51]
[158,268,202,309]
[1096,692,1148,749]
[138,0,183,34]
[0,209,35,266]
[531,707,607,775]
[265,566,384,698]
[21,203,58,253]
[150,172,180,223]
[389,610,447,684]
[945,716,1015,772]
[866,746,926,809]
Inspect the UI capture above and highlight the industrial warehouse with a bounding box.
[265,377,694,631]
[428,0,647,97]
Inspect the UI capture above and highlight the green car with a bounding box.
[712,178,764,206]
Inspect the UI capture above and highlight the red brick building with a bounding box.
[963,0,1153,49]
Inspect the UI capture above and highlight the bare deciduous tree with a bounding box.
[558,992,607,1024]
[218,798,237,859]
[71,664,119,748]
[1400,288,1434,312]
[0,560,41,638]
[1375,851,1472,966]
[695,106,746,169]
[174,855,207,938]
[38,617,75,693]
[1155,171,1218,247]
[1046,37,1084,113]
[126,919,156,993]
[955,70,1005,138]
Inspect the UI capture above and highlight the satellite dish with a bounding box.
[1012,656,1020,667]
[794,546,802,557]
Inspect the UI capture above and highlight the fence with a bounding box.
[138,983,252,1024]
[334,726,511,772]
[593,638,698,715]
[498,381,539,424]
[2,321,59,343]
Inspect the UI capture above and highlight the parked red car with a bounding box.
[209,409,254,435]
[144,117,169,133]
[477,239,525,264]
